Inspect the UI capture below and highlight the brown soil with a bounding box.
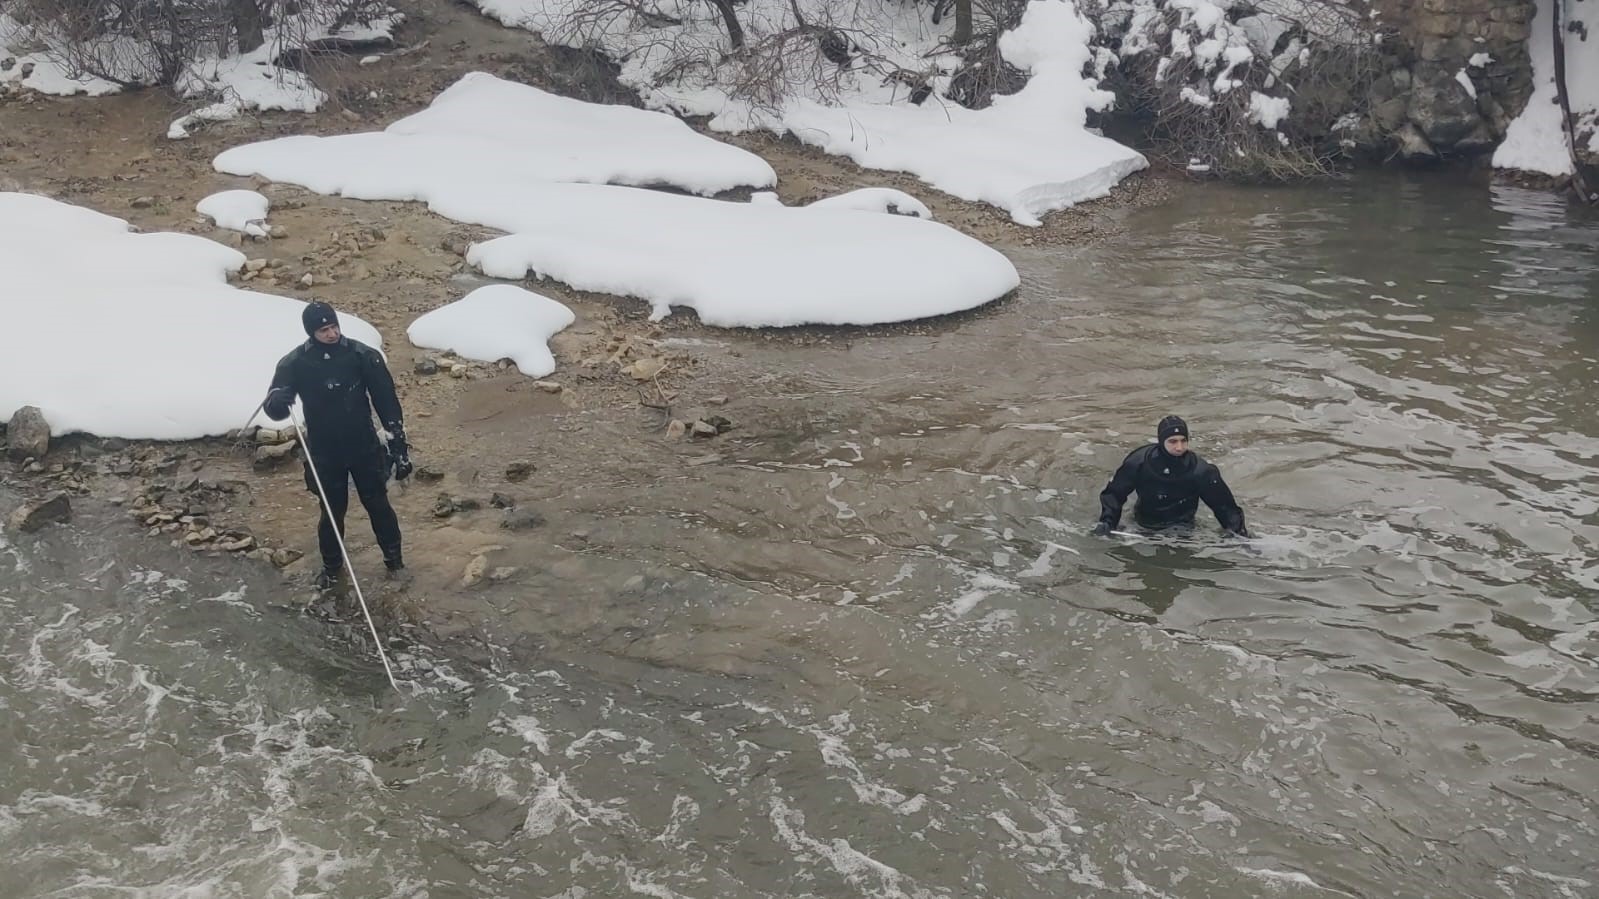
[0,0,1173,656]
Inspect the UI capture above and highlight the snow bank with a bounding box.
[216,72,774,196]
[753,1,1145,226]
[0,192,382,440]
[459,181,1017,327]
[197,190,272,237]
[471,0,1146,225]
[407,285,574,377]
[805,188,931,218]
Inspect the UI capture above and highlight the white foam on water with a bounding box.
[1497,865,1593,898]
[520,763,630,839]
[497,714,553,755]
[941,563,1022,619]
[768,796,932,899]
[13,791,109,818]
[1236,866,1324,889]
[130,662,173,725]
[814,712,922,813]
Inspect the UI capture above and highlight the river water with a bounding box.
[4,176,1597,898]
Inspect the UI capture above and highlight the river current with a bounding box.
[3,176,1596,898]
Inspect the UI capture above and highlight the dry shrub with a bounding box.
[4,0,390,89]
[1096,0,1384,180]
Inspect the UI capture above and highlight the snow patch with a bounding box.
[406,285,574,378]
[217,72,774,197]
[1248,92,1291,129]
[196,190,272,237]
[0,192,384,440]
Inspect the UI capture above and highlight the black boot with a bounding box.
[383,552,410,582]
[314,565,342,590]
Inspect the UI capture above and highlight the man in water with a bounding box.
[1092,415,1248,538]
[261,301,413,588]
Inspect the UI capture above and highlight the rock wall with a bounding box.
[1364,0,1538,162]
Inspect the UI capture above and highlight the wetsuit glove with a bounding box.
[262,387,294,421]
[385,426,413,481]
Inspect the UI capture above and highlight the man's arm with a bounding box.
[361,347,412,480]
[1095,452,1141,533]
[262,354,298,421]
[1199,466,1248,536]
[361,347,404,432]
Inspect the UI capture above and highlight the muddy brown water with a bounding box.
[3,175,1597,898]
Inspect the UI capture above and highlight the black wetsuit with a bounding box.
[267,337,404,569]
[1097,444,1248,536]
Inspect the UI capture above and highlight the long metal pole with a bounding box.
[290,417,402,693]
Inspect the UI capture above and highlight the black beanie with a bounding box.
[302,301,338,337]
[1157,415,1189,442]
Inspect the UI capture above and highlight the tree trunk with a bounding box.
[704,0,745,51]
[232,0,266,54]
[953,0,973,44]
[1550,0,1594,201]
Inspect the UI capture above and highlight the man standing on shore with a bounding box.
[262,301,413,588]
[1092,415,1248,538]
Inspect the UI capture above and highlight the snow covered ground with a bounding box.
[216,73,1019,328]
[0,192,383,440]
[1493,0,1599,175]
[197,190,273,237]
[408,285,575,377]
[0,14,121,96]
[472,0,1147,225]
[216,72,775,196]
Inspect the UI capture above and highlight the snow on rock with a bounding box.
[216,72,775,196]
[1570,0,1599,154]
[804,189,932,219]
[0,191,383,440]
[407,285,574,377]
[1494,0,1574,175]
[197,190,272,237]
[1453,69,1477,101]
[749,1,1146,226]
[1495,0,1598,172]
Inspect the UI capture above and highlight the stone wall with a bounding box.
[1364,0,1539,162]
